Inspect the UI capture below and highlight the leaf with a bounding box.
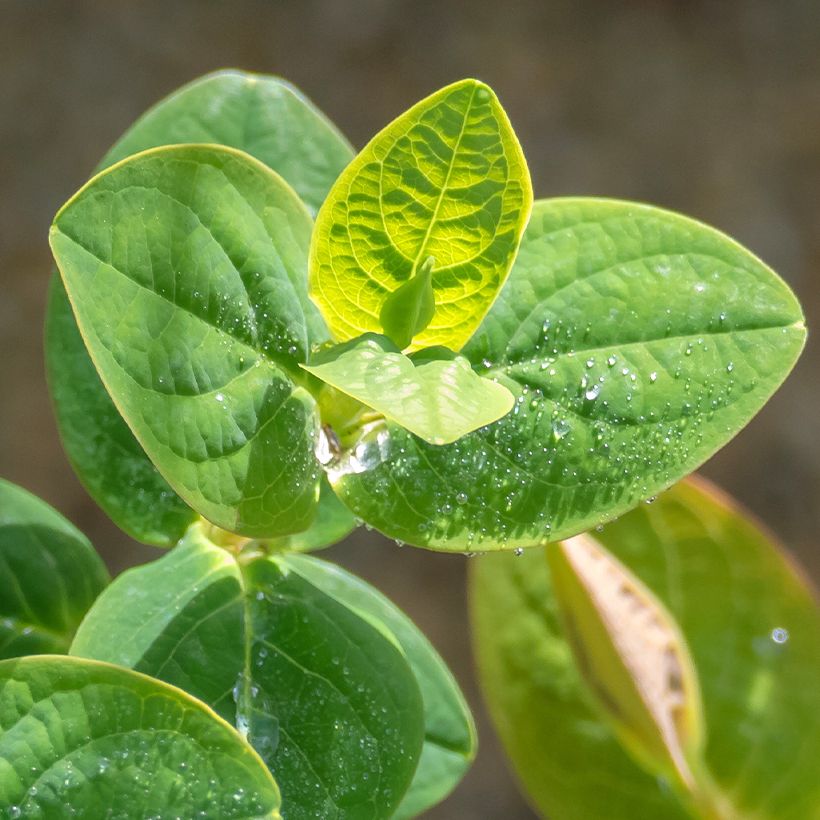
[379,256,436,349]
[0,479,109,659]
[46,68,354,546]
[279,554,476,818]
[303,334,514,445]
[548,534,704,794]
[51,144,325,538]
[309,78,532,351]
[101,69,354,216]
[330,197,806,551]
[45,278,198,546]
[265,478,356,553]
[469,476,820,819]
[71,524,425,819]
[0,655,281,818]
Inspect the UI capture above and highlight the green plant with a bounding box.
[0,70,814,818]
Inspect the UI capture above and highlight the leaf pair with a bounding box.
[70,525,475,818]
[48,69,805,556]
[470,477,820,818]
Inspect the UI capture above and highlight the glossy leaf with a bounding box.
[331,198,805,551]
[51,145,325,538]
[309,78,532,351]
[71,524,425,819]
[0,655,281,818]
[470,476,820,819]
[0,479,109,658]
[281,554,476,818]
[304,334,514,445]
[46,68,353,546]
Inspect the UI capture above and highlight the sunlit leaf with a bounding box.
[0,655,281,818]
[71,524,425,819]
[304,334,514,445]
[470,476,820,818]
[51,145,324,538]
[46,69,353,546]
[309,78,532,351]
[0,479,109,658]
[331,198,805,551]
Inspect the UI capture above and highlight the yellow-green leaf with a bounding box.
[309,79,532,351]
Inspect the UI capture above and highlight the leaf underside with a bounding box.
[331,198,805,552]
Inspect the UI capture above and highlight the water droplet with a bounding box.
[455,492,468,505]
[215,393,225,403]
[514,547,524,556]
[649,371,658,383]
[584,383,601,401]
[771,627,789,644]
[726,362,734,372]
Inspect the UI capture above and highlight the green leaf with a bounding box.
[0,479,109,659]
[101,69,354,216]
[309,78,532,351]
[469,476,820,819]
[45,277,198,546]
[379,256,436,350]
[265,478,356,553]
[330,198,805,551]
[46,68,354,546]
[51,144,326,538]
[304,334,514,445]
[71,524,425,819]
[279,554,476,818]
[0,655,281,818]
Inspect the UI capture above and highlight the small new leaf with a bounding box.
[302,334,515,445]
[547,534,703,791]
[380,256,436,349]
[309,78,532,351]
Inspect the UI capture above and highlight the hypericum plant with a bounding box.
[0,69,814,818]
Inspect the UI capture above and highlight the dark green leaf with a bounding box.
[0,479,109,659]
[71,524,425,819]
[0,655,281,818]
[46,69,354,546]
[51,145,324,538]
[309,79,532,351]
[331,198,805,551]
[280,554,476,818]
[469,476,820,818]
[304,334,514,445]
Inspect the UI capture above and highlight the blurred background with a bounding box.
[1,0,818,815]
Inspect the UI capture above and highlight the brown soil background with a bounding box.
[1,1,818,816]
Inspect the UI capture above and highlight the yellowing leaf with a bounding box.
[547,533,704,792]
[309,78,532,351]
